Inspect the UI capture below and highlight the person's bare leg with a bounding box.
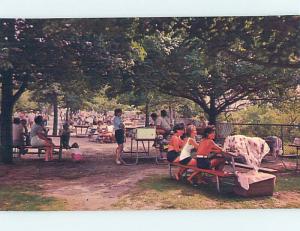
[49,145,54,160]
[116,144,123,164]
[44,146,49,161]
[175,167,186,180]
[187,171,199,184]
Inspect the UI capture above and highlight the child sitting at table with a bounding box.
[187,126,226,183]
[167,123,185,163]
[175,125,198,180]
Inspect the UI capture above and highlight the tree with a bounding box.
[125,17,300,124]
[0,19,47,163]
[0,18,137,163]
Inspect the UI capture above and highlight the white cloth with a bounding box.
[224,135,270,171]
[236,170,276,190]
[179,138,194,161]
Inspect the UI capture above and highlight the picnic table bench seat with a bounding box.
[168,162,235,193]
[13,145,65,160]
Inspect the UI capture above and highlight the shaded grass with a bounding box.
[113,174,300,210]
[0,184,65,211]
[275,174,300,192]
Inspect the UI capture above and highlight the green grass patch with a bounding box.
[0,184,65,211]
[275,174,300,192]
[113,174,300,210]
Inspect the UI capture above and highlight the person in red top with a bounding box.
[167,123,185,163]
[187,126,226,183]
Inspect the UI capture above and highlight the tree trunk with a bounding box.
[52,93,58,136]
[168,104,173,126]
[208,112,218,125]
[208,95,218,125]
[145,101,149,127]
[0,70,14,164]
[66,107,69,122]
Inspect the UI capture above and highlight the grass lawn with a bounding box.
[0,184,65,211]
[112,174,300,210]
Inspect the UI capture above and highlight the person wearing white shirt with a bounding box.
[156,110,171,137]
[113,108,125,165]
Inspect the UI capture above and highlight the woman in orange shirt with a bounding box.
[187,126,225,183]
[167,123,185,163]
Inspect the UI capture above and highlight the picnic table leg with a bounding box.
[135,140,139,164]
[296,147,299,171]
[141,141,147,154]
[231,156,236,173]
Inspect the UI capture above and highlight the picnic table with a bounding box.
[288,143,300,170]
[169,151,238,193]
[121,137,158,165]
[120,127,161,165]
[13,134,66,160]
[74,125,90,137]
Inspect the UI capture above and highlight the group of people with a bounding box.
[167,124,227,184]
[89,120,115,143]
[13,115,54,161]
[13,114,82,162]
[150,110,172,137]
[14,110,49,128]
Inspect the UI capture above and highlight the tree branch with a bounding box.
[227,50,300,69]
[12,81,28,104]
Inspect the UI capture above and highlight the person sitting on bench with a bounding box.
[175,125,199,180]
[167,123,185,163]
[187,126,226,183]
[30,115,54,161]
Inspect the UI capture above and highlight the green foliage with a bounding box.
[14,90,38,111]
[221,102,300,140]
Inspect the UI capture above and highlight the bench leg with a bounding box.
[38,148,42,157]
[59,147,62,161]
[169,164,172,178]
[216,176,220,193]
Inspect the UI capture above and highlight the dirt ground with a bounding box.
[0,137,167,210]
[0,137,300,210]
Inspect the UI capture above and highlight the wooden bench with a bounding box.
[13,145,64,160]
[168,162,235,193]
[232,162,277,173]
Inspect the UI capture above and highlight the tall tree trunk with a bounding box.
[52,93,58,136]
[66,107,69,122]
[168,104,173,126]
[145,101,149,127]
[0,70,14,164]
[208,95,218,125]
[208,112,218,125]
